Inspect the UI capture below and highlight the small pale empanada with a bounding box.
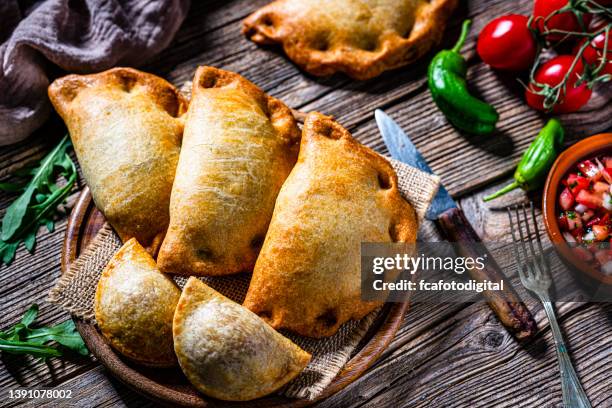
[157,66,300,276]
[173,277,311,401]
[48,68,187,253]
[243,0,457,80]
[244,112,418,337]
[95,238,181,367]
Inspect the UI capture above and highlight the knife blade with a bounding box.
[374,109,536,341]
[375,109,456,220]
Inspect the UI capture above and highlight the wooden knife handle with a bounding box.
[437,207,537,341]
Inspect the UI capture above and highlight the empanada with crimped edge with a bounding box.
[48,68,187,254]
[243,0,458,80]
[94,238,181,367]
[173,277,311,401]
[243,112,418,338]
[157,66,300,276]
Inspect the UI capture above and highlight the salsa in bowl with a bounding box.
[543,133,612,284]
[557,155,612,273]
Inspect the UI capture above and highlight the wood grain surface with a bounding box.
[0,0,611,407]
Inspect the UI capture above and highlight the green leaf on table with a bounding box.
[0,338,62,358]
[35,193,47,203]
[0,135,77,266]
[45,219,54,233]
[20,304,39,327]
[0,304,88,359]
[1,184,36,241]
[24,320,88,356]
[0,304,38,341]
[0,240,18,265]
[23,229,36,253]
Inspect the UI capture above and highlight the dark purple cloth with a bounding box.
[0,0,190,145]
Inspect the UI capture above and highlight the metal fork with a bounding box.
[507,202,591,408]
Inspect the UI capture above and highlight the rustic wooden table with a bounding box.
[1,1,611,407]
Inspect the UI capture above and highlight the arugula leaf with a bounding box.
[2,136,72,239]
[24,321,88,356]
[0,339,62,358]
[2,184,36,240]
[0,304,38,341]
[23,229,36,253]
[0,136,77,265]
[0,241,19,265]
[0,304,88,359]
[20,304,39,327]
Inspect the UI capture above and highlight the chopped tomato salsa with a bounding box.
[559,154,612,275]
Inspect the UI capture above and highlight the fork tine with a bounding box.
[514,204,532,279]
[529,201,549,273]
[508,206,528,280]
[521,203,543,278]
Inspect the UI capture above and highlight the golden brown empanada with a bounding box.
[243,0,458,80]
[94,238,181,367]
[173,277,311,401]
[157,66,300,276]
[244,112,418,337]
[48,68,187,253]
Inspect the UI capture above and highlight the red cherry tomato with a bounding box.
[477,15,537,71]
[574,31,612,76]
[532,0,592,42]
[525,55,592,113]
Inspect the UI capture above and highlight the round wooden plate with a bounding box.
[61,187,409,407]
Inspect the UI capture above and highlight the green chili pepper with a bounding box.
[428,20,499,135]
[483,119,565,202]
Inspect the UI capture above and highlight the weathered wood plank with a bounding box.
[318,303,611,408]
[6,366,157,408]
[0,0,610,406]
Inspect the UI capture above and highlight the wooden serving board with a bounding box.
[60,187,410,407]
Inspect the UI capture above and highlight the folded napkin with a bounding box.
[0,0,190,146]
[49,159,439,400]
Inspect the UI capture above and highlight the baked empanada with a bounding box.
[94,238,181,367]
[244,112,418,337]
[173,277,311,401]
[157,66,300,276]
[243,0,458,80]
[48,68,187,253]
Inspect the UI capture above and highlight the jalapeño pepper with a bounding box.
[428,20,499,135]
[484,119,565,201]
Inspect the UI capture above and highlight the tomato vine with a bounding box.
[526,0,611,111]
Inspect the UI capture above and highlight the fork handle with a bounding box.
[540,294,592,408]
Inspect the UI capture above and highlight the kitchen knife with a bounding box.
[375,109,536,341]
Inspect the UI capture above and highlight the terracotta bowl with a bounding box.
[542,133,612,285]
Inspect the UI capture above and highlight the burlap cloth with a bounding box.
[48,158,439,400]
